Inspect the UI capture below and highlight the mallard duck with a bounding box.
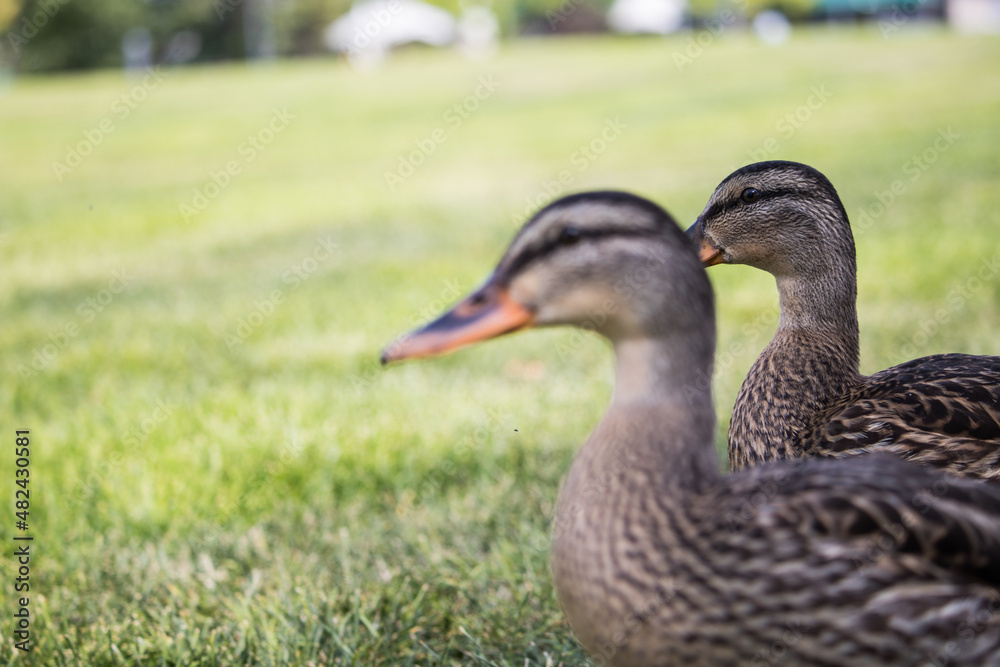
[686,161,1000,480]
[382,191,1000,666]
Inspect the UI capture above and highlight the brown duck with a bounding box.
[687,161,1000,480]
[383,191,1000,666]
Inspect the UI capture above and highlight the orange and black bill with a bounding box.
[381,280,534,364]
[685,220,724,267]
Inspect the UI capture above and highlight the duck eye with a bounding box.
[558,226,582,245]
[740,187,761,204]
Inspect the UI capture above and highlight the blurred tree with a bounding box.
[3,0,242,71]
[517,0,611,34]
[687,0,817,19]
[271,0,351,56]
[0,0,635,72]
[0,0,20,32]
[5,0,136,70]
[742,0,816,18]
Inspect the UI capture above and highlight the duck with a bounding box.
[382,191,1000,666]
[686,160,1000,480]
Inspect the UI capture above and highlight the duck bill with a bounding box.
[381,281,534,364]
[685,220,724,267]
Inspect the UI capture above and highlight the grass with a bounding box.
[2,26,1000,665]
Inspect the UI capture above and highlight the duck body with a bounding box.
[688,161,1000,481]
[383,192,1000,665]
[553,347,1000,667]
[555,437,1000,667]
[732,330,1000,478]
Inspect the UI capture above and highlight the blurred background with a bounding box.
[2,0,999,663]
[2,0,999,73]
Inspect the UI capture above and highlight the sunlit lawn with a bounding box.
[2,26,999,665]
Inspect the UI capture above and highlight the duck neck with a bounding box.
[605,335,719,489]
[773,259,860,370]
[729,258,861,469]
[550,333,719,657]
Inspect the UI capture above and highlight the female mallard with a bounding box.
[383,191,1000,666]
[686,161,1000,480]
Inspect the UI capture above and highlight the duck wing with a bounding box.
[697,456,1000,664]
[815,354,1000,479]
[720,454,1000,584]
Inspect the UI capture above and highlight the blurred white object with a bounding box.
[122,27,153,70]
[949,0,1000,32]
[326,0,457,68]
[752,10,791,45]
[164,31,203,64]
[607,0,686,34]
[458,6,500,59]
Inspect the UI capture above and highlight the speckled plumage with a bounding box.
[689,161,1000,480]
[555,423,1000,667]
[386,192,1000,666]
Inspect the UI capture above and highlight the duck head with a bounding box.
[381,191,713,364]
[686,160,855,277]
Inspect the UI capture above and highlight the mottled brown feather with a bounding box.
[388,192,1000,666]
[693,161,1000,480]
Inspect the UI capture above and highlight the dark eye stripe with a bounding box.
[700,186,809,224]
[758,187,804,201]
[559,226,582,244]
[700,200,728,223]
[501,226,662,282]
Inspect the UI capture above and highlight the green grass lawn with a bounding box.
[2,26,999,665]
